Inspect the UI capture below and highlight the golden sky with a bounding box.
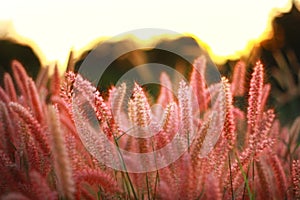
[0,0,293,67]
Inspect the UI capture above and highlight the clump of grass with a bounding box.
[0,58,299,199]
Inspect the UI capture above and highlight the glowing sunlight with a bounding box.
[0,0,292,66]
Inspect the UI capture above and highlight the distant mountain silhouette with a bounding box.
[74,36,218,97]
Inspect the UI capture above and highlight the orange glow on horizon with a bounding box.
[0,0,295,68]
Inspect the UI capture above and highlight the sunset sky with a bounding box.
[0,0,293,67]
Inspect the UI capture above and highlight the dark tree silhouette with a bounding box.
[0,39,41,84]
